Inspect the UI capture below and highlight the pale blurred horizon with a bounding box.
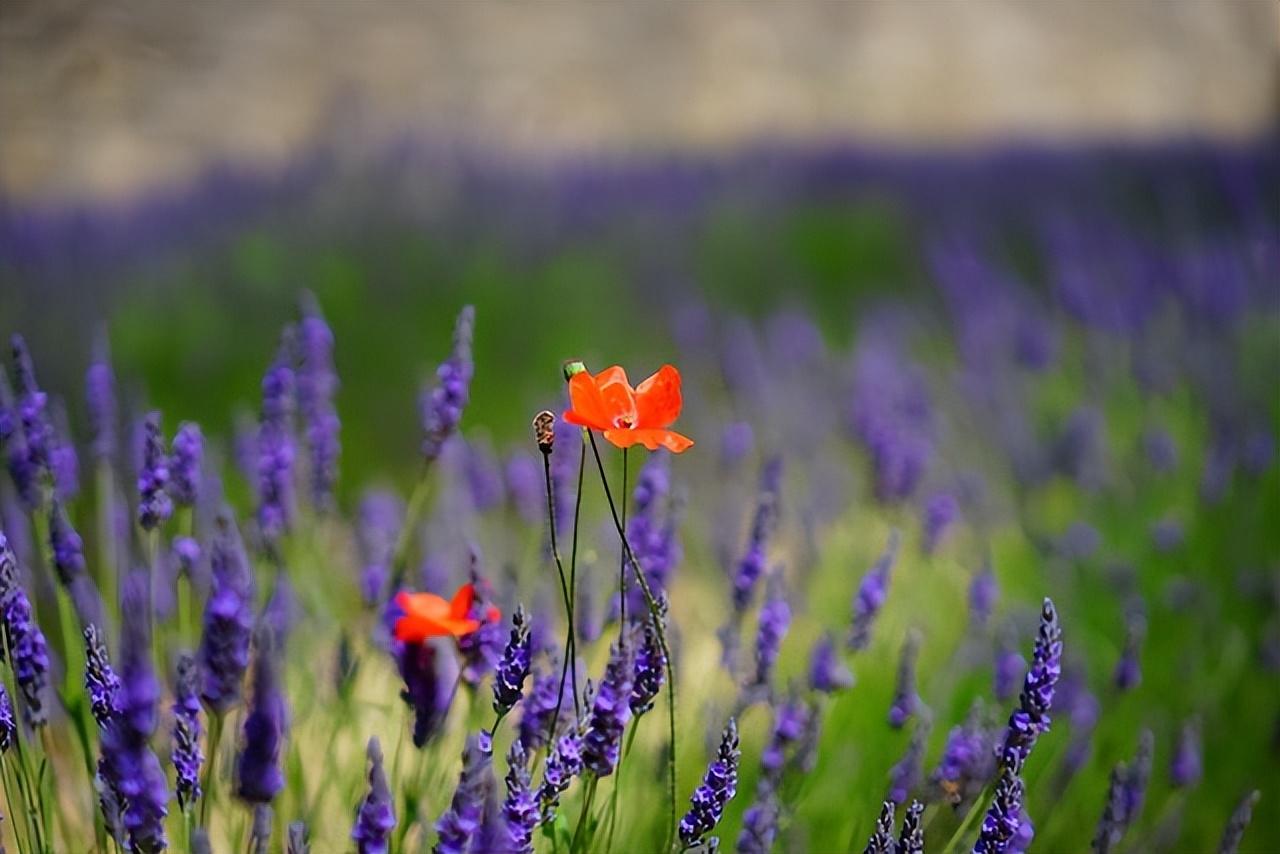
[1,1,1277,205]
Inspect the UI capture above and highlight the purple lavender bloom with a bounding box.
[888,720,929,804]
[1009,809,1035,854]
[721,421,754,468]
[86,331,118,460]
[503,452,543,524]
[731,457,783,614]
[136,412,172,530]
[625,454,681,614]
[1094,763,1128,854]
[999,599,1063,768]
[50,403,79,499]
[1143,426,1178,474]
[737,779,780,854]
[434,733,490,854]
[582,642,633,776]
[352,736,395,854]
[889,631,921,729]
[84,623,122,727]
[809,632,854,693]
[398,637,459,748]
[457,569,504,687]
[630,609,666,717]
[1171,719,1202,788]
[357,490,402,607]
[1150,517,1184,554]
[973,756,1024,854]
[297,293,341,510]
[257,330,297,548]
[933,704,997,805]
[493,605,532,716]
[1058,521,1101,561]
[10,335,53,492]
[420,305,476,463]
[865,800,897,854]
[172,536,201,579]
[898,799,925,854]
[1119,729,1154,832]
[0,536,50,727]
[1113,609,1145,692]
[199,513,255,713]
[502,740,538,854]
[761,696,808,776]
[1218,790,1261,854]
[48,497,86,586]
[172,653,204,810]
[538,725,584,824]
[678,718,740,849]
[236,631,288,804]
[0,683,15,752]
[753,579,791,688]
[169,421,204,507]
[922,492,959,555]
[848,530,901,651]
[969,563,997,628]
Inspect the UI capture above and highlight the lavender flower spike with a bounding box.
[10,335,53,489]
[678,718,740,849]
[236,630,288,805]
[537,724,584,824]
[848,529,901,651]
[1171,718,1202,788]
[502,740,538,854]
[137,412,173,530]
[298,292,341,510]
[421,305,476,463]
[172,653,204,811]
[753,576,791,688]
[352,736,396,854]
[257,329,297,548]
[864,800,896,854]
[1218,790,1261,854]
[493,605,532,716]
[434,733,491,854]
[630,607,667,717]
[999,598,1062,767]
[169,421,204,507]
[898,799,925,854]
[199,512,255,713]
[84,623,121,726]
[888,630,921,729]
[86,330,118,460]
[737,779,780,854]
[973,756,1025,854]
[0,683,16,752]
[49,497,87,586]
[809,632,854,693]
[1093,762,1129,854]
[582,641,633,776]
[731,457,782,614]
[888,718,929,804]
[0,533,51,727]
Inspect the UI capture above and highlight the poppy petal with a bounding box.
[634,364,683,429]
[448,583,476,620]
[398,592,451,620]
[603,428,694,454]
[594,366,637,428]
[566,371,611,431]
[395,614,447,642]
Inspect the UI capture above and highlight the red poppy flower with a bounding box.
[394,582,500,643]
[563,364,694,453]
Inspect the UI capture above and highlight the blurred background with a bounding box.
[1,1,1277,490]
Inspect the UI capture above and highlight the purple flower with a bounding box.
[933,703,997,806]
[501,740,538,854]
[0,536,50,727]
[10,335,53,499]
[922,492,959,554]
[731,457,783,615]
[236,631,288,804]
[518,663,572,751]
[398,637,458,748]
[464,439,504,513]
[0,683,15,752]
[898,800,925,854]
[630,608,667,717]
[865,800,896,854]
[49,497,86,586]
[199,513,255,713]
[969,564,997,628]
[848,530,900,651]
[172,536,201,579]
[753,579,791,688]
[257,330,297,548]
[582,642,633,776]
[172,652,204,810]
[50,404,79,499]
[1218,790,1260,854]
[352,737,396,854]
[1150,517,1184,554]
[761,696,808,776]
[84,623,121,727]
[538,725,584,824]
[889,631,921,729]
[678,718,740,849]
[137,412,172,530]
[169,421,204,507]
[1113,608,1145,692]
[1093,762,1129,854]
[999,599,1063,768]
[493,605,532,716]
[973,756,1024,854]
[421,305,475,463]
[888,719,929,804]
[809,632,853,693]
[625,453,680,614]
[357,490,402,607]
[297,293,341,510]
[1119,729,1153,833]
[1171,718,1202,788]
[86,331,118,460]
[434,733,490,854]
[737,779,779,854]
[457,567,503,686]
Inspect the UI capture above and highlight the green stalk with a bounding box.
[388,463,435,585]
[547,440,586,746]
[94,460,119,619]
[1,753,32,854]
[569,773,600,854]
[940,780,993,854]
[199,710,226,829]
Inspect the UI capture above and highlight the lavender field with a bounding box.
[0,138,1277,853]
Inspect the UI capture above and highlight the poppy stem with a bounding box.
[547,438,586,747]
[586,430,678,851]
[618,447,628,640]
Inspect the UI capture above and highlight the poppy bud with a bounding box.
[532,411,556,455]
[562,360,586,381]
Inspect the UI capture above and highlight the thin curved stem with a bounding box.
[619,447,628,639]
[587,431,677,850]
[549,441,587,747]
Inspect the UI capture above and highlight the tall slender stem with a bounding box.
[549,441,587,745]
[586,431,677,849]
[388,463,434,588]
[199,710,225,829]
[618,448,628,640]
